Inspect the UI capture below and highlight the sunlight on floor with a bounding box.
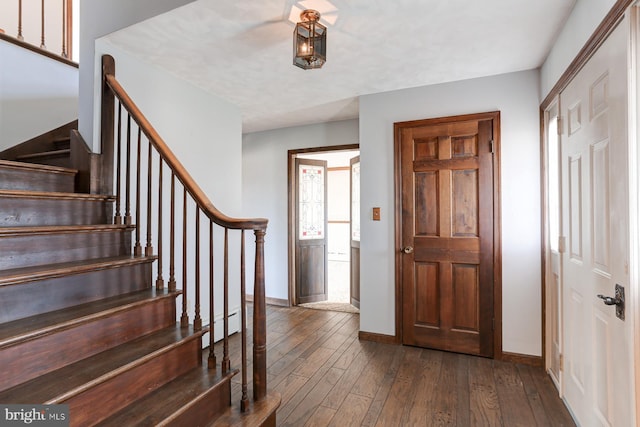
[328,259,349,303]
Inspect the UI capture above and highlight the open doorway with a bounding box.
[288,146,360,312]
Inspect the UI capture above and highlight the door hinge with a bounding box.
[559,354,564,371]
[558,236,566,254]
[490,140,495,154]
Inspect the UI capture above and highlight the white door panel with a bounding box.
[560,19,633,427]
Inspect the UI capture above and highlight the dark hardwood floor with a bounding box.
[220,305,575,426]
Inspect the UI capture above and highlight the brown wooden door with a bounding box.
[350,156,360,308]
[398,112,498,357]
[295,158,328,304]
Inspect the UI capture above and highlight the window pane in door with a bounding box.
[299,164,325,240]
[351,161,360,241]
[548,116,560,252]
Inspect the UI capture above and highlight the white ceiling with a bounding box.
[103,0,576,134]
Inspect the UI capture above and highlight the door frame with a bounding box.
[393,111,503,359]
[287,144,360,306]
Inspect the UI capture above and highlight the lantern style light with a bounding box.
[293,9,327,70]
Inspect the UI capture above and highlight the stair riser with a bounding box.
[19,153,70,168]
[0,197,112,226]
[0,262,153,324]
[0,168,74,193]
[53,139,71,151]
[0,230,132,270]
[161,375,231,427]
[0,297,177,392]
[67,338,202,427]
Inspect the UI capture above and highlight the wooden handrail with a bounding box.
[100,54,269,408]
[103,73,268,232]
[0,33,77,68]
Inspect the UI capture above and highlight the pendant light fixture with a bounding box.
[293,9,327,70]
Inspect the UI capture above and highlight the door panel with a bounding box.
[559,21,632,426]
[350,156,360,308]
[295,158,328,304]
[399,113,497,357]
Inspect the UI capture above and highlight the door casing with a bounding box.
[393,112,503,358]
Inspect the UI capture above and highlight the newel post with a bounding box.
[100,55,115,196]
[253,228,267,401]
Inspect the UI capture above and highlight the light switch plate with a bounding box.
[372,207,381,221]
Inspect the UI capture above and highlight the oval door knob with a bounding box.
[403,246,414,254]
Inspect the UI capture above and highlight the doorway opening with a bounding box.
[288,145,360,312]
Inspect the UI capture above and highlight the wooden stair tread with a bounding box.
[0,224,134,237]
[0,189,115,201]
[0,159,77,175]
[0,288,180,347]
[0,255,156,286]
[209,392,281,427]
[98,355,237,427]
[0,325,206,404]
[16,149,71,160]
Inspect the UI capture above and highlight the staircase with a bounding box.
[2,2,279,420]
[0,120,78,169]
[0,158,234,425]
[0,54,278,426]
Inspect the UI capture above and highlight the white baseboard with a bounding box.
[200,306,241,349]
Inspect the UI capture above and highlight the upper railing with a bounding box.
[100,54,269,409]
[0,0,73,61]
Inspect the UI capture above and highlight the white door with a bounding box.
[560,19,634,426]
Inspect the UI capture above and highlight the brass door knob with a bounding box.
[402,246,414,254]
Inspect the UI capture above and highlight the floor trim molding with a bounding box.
[502,351,544,367]
[246,295,290,307]
[358,331,400,345]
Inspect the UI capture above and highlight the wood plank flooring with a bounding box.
[218,305,575,426]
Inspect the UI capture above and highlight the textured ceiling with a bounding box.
[103,0,576,133]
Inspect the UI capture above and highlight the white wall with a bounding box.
[96,40,242,215]
[359,70,543,356]
[95,39,243,340]
[540,0,616,100]
[242,120,360,301]
[0,39,78,150]
[79,0,194,151]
